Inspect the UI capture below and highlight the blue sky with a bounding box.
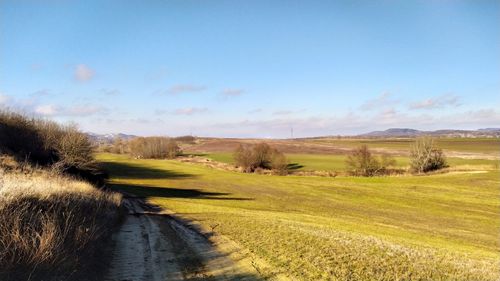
[1,0,499,138]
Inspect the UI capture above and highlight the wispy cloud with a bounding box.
[34,104,59,116]
[409,94,461,110]
[34,104,107,117]
[65,105,107,116]
[100,88,121,96]
[74,64,95,82]
[272,109,306,116]
[248,108,263,114]
[155,109,168,115]
[174,107,208,115]
[166,84,206,95]
[273,110,294,115]
[30,89,52,97]
[0,92,11,105]
[221,88,244,97]
[360,92,397,110]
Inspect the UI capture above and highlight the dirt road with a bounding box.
[105,197,262,281]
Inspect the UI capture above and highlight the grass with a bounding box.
[99,152,500,280]
[203,151,498,172]
[0,169,122,281]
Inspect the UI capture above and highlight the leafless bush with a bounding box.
[0,111,102,183]
[129,137,181,159]
[234,144,256,173]
[110,137,128,154]
[270,150,289,175]
[174,135,196,144]
[233,143,289,175]
[410,137,448,173]
[346,145,396,176]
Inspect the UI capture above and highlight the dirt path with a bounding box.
[105,197,261,281]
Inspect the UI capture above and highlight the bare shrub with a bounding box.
[271,151,289,175]
[252,143,273,170]
[233,143,289,175]
[0,111,103,184]
[110,137,128,154]
[166,140,181,159]
[174,135,196,144]
[410,137,448,173]
[234,144,256,173]
[129,137,181,159]
[0,111,53,164]
[346,145,396,176]
[55,127,95,169]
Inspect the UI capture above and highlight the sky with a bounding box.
[1,0,499,138]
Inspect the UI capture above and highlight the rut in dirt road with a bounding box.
[105,197,262,281]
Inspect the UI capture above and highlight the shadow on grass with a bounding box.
[109,183,254,201]
[287,163,304,170]
[100,161,196,180]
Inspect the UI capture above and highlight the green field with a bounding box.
[203,152,498,172]
[99,153,500,280]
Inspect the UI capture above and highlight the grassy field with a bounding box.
[202,151,498,172]
[99,153,499,280]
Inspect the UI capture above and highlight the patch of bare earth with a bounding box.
[185,138,499,160]
[183,138,351,155]
[105,196,264,281]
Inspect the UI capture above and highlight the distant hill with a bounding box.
[87,133,138,144]
[359,128,500,138]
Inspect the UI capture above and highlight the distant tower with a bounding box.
[291,127,294,139]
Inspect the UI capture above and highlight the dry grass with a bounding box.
[0,169,122,281]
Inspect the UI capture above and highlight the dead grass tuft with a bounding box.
[0,170,122,281]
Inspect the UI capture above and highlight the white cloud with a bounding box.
[155,109,168,115]
[34,104,106,117]
[0,93,11,105]
[248,108,263,114]
[74,64,95,82]
[101,88,120,96]
[272,109,306,116]
[273,110,294,115]
[166,84,206,95]
[30,89,51,97]
[65,105,107,116]
[221,88,244,97]
[174,107,208,115]
[35,104,59,116]
[360,91,396,110]
[409,94,461,110]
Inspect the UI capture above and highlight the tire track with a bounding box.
[105,198,260,281]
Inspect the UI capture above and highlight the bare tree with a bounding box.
[410,137,447,173]
[233,143,289,175]
[345,145,396,176]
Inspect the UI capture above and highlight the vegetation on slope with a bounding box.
[0,111,123,280]
[0,110,104,185]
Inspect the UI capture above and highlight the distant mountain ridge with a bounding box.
[359,128,500,138]
[87,132,138,144]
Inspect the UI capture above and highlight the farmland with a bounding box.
[98,139,500,280]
